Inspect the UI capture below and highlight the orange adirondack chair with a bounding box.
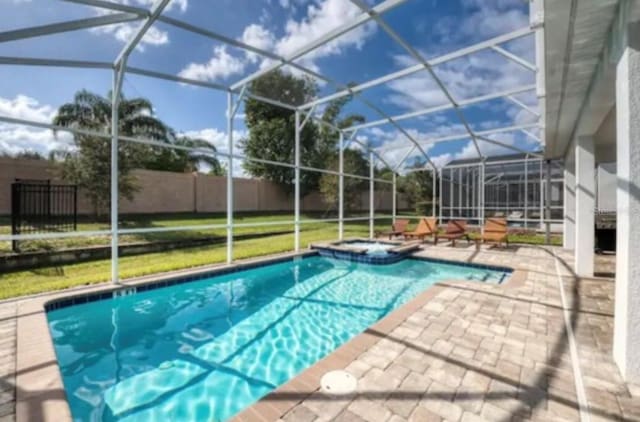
[380,219,410,239]
[480,218,509,247]
[434,220,470,246]
[403,217,437,241]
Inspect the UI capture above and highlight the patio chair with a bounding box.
[434,220,470,246]
[403,217,437,241]
[479,217,509,248]
[379,219,410,239]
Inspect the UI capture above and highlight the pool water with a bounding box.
[47,256,509,422]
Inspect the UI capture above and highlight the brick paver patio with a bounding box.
[241,245,639,422]
[0,244,638,422]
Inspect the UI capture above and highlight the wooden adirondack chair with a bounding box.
[480,217,509,247]
[379,219,410,239]
[403,217,437,241]
[434,220,470,246]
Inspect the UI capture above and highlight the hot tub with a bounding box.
[309,238,421,264]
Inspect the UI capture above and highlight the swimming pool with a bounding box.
[46,255,510,422]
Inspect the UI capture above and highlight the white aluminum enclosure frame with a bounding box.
[0,0,544,282]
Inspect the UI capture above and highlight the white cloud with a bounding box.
[0,95,56,122]
[91,24,169,51]
[178,0,377,82]
[178,46,246,82]
[90,0,188,50]
[435,0,528,44]
[241,24,276,64]
[0,95,72,156]
[274,0,376,72]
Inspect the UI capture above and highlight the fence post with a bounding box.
[11,183,19,253]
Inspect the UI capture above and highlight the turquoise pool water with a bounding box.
[47,256,509,422]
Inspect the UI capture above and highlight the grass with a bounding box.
[0,212,372,253]
[0,222,380,300]
[0,213,562,300]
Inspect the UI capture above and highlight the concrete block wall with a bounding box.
[0,158,407,215]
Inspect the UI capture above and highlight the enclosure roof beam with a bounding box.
[0,56,113,69]
[63,0,149,15]
[300,26,534,110]
[348,0,483,159]
[113,0,171,67]
[0,13,142,43]
[119,65,299,111]
[506,95,540,117]
[476,135,543,158]
[490,46,537,72]
[393,145,416,172]
[125,65,230,91]
[376,122,540,154]
[521,129,541,143]
[229,0,407,91]
[346,84,536,131]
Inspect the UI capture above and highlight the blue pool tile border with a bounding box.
[314,247,407,265]
[44,249,513,312]
[44,252,319,312]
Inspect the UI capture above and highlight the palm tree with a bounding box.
[52,89,223,217]
[142,130,224,175]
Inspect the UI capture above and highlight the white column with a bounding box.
[226,93,234,263]
[369,152,374,239]
[294,111,301,251]
[338,132,344,240]
[539,159,544,230]
[392,172,397,224]
[438,169,443,224]
[574,135,595,277]
[480,161,485,230]
[563,147,576,249]
[545,160,552,244]
[614,20,640,383]
[524,156,529,228]
[432,169,436,218]
[111,64,124,283]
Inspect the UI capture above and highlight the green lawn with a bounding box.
[0,222,383,300]
[0,214,561,300]
[0,212,374,253]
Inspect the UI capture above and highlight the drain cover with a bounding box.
[320,370,357,395]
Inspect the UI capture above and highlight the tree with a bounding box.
[241,70,320,195]
[53,90,223,217]
[0,150,45,160]
[319,149,369,213]
[398,168,434,214]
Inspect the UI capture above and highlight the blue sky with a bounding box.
[0,0,541,175]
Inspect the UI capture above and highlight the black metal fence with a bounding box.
[11,179,77,252]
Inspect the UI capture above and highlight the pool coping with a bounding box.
[12,248,525,422]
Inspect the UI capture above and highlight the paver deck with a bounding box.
[238,244,638,422]
[0,244,637,422]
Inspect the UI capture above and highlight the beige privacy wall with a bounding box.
[0,158,407,215]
